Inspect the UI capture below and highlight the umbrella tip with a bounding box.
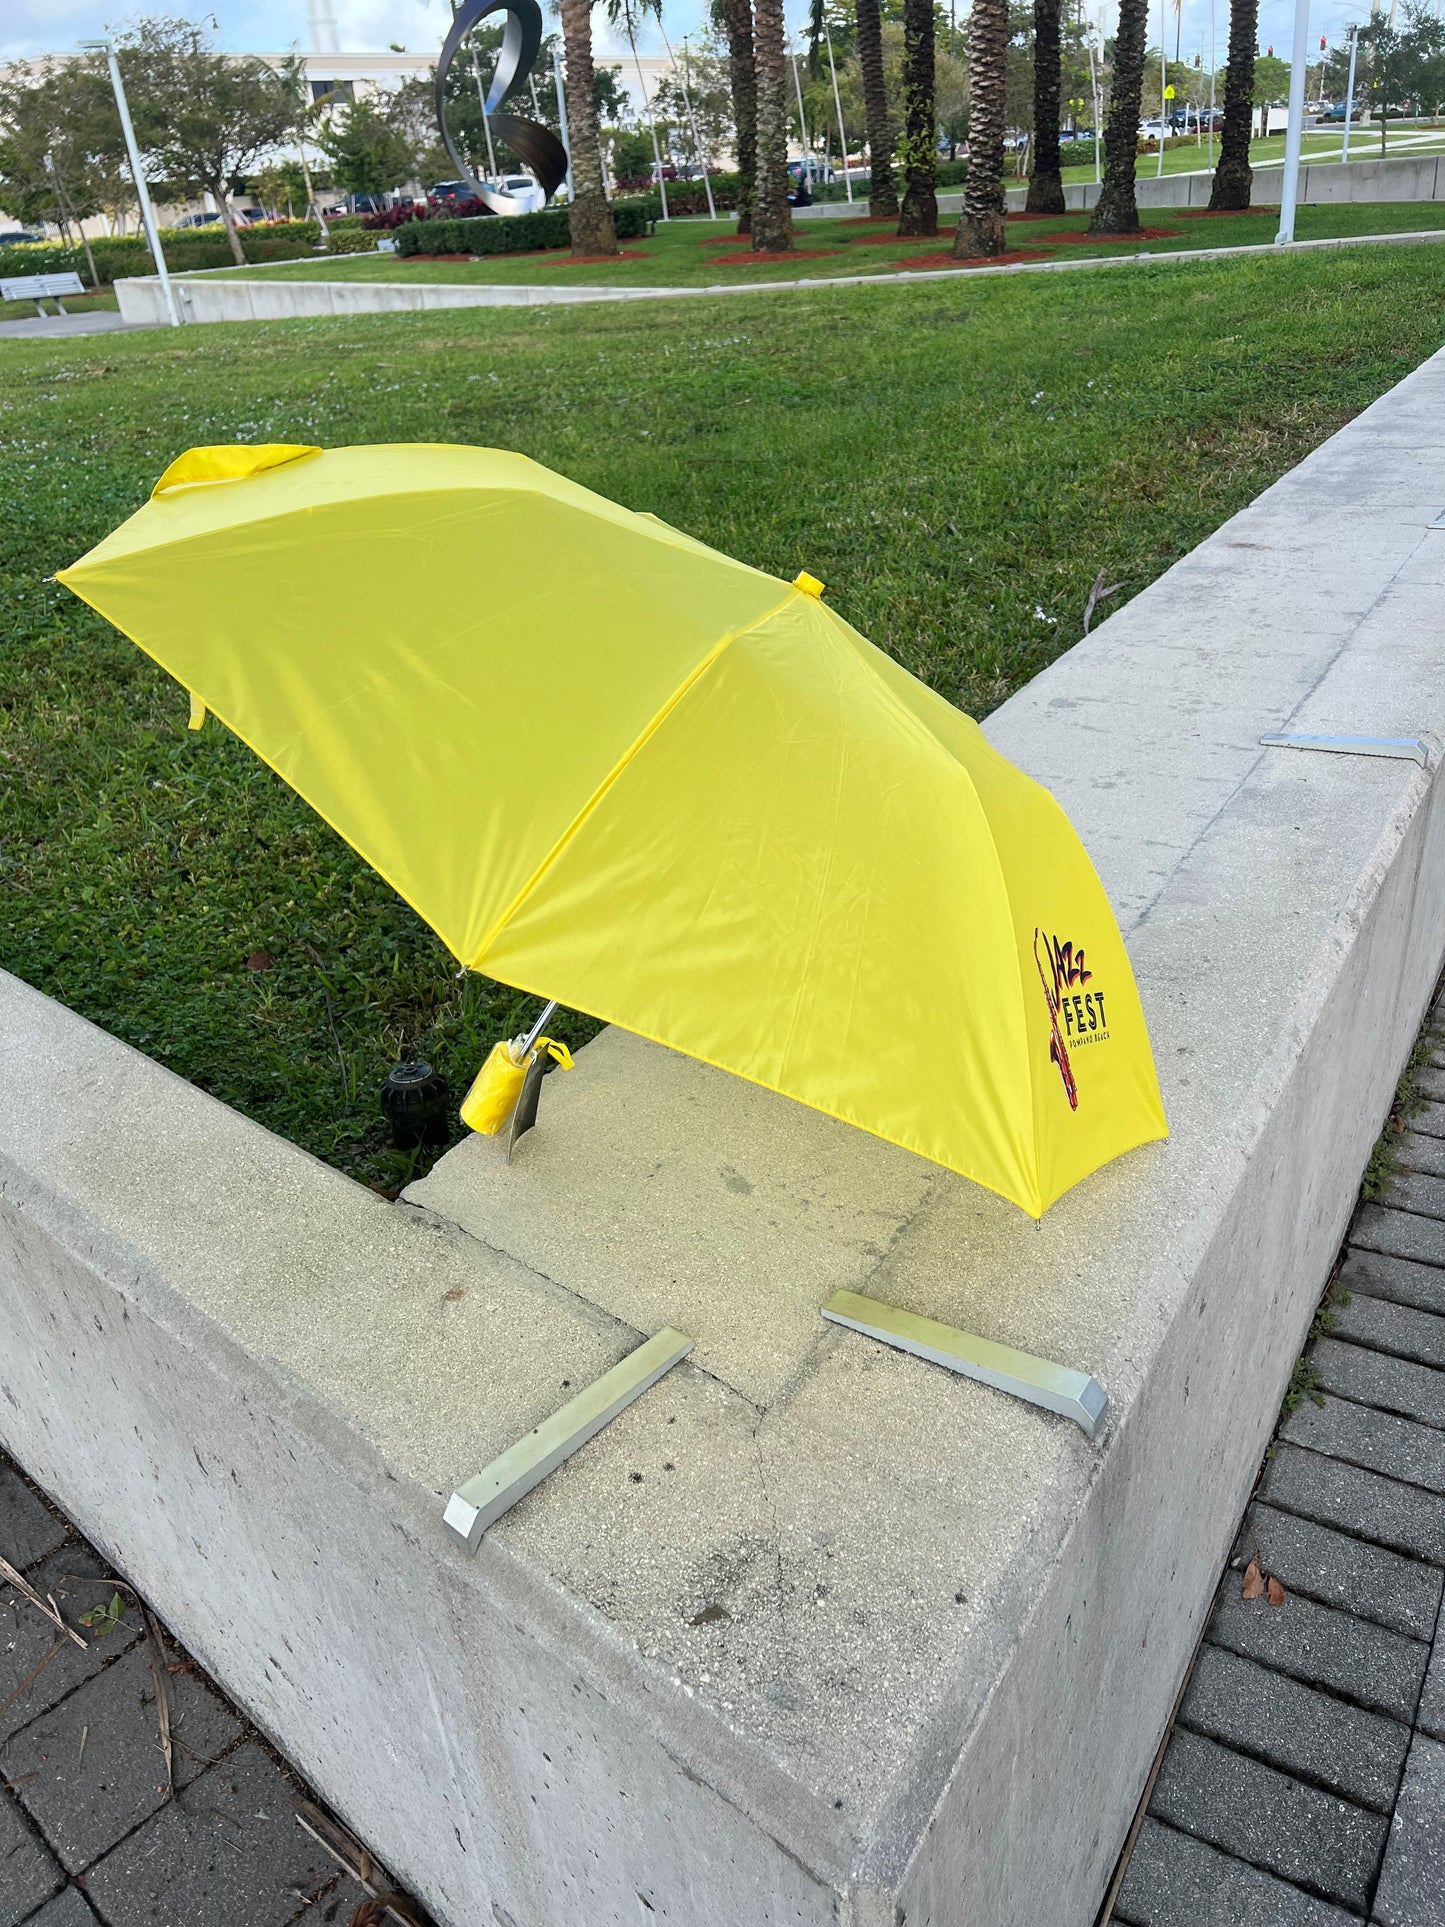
[793,571,825,599]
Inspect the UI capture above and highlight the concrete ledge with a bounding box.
[6,351,1445,1924]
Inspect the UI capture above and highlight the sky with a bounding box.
[0,0,1377,73]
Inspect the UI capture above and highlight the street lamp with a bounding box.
[80,37,181,327]
[1275,0,1311,244]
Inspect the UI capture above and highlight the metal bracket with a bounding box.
[442,1326,693,1551]
[1259,733,1429,767]
[821,1289,1108,1438]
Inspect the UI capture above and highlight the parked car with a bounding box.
[1138,119,1173,140]
[1317,102,1362,122]
[171,210,224,228]
[1,229,47,245]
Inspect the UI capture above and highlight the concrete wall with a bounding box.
[5,341,1445,1926]
[1051,151,1445,210]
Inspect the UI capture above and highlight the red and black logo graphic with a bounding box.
[1033,930,1110,1110]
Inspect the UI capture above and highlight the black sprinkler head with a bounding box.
[380,1059,451,1150]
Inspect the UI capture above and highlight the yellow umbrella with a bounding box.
[59,441,1166,1217]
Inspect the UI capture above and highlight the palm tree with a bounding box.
[1026,0,1066,214]
[1088,0,1147,232]
[714,0,757,233]
[897,0,938,234]
[751,0,793,248]
[1208,0,1258,209]
[954,0,1007,254]
[560,0,620,254]
[855,0,898,217]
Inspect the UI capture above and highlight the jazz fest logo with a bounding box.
[1033,930,1110,1111]
[435,0,568,217]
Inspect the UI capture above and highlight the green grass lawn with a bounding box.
[3,245,1444,1188]
[209,200,1445,292]
[1058,124,1445,182]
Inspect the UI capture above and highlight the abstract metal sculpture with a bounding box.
[435,0,569,215]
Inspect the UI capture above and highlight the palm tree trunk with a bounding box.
[719,0,757,234]
[855,0,898,217]
[751,0,793,249]
[561,0,620,254]
[955,0,1007,254]
[897,0,938,234]
[1089,0,1147,231]
[1207,0,1256,210]
[1026,0,1066,214]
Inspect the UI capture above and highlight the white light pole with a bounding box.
[1342,24,1359,163]
[82,36,180,327]
[662,23,716,218]
[1087,22,1103,183]
[823,17,854,203]
[1209,0,1217,170]
[791,43,812,174]
[623,13,669,218]
[1157,0,1168,176]
[553,47,573,200]
[1276,0,1311,242]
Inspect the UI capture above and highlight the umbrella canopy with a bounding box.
[60,441,1166,1216]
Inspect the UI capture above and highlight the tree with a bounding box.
[0,58,125,281]
[955,0,1009,254]
[714,0,757,232]
[317,98,417,201]
[1207,0,1257,208]
[1090,0,1148,231]
[1027,0,1066,213]
[558,0,619,255]
[896,0,937,234]
[855,0,898,215]
[116,19,300,266]
[752,0,794,248]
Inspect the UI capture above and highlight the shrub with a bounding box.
[394,202,651,259]
[0,219,383,285]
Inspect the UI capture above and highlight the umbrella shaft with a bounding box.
[518,999,558,1055]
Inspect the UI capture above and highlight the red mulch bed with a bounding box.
[1031,226,1182,244]
[565,250,649,263]
[404,252,473,262]
[847,230,957,245]
[704,249,839,265]
[1005,210,1070,222]
[901,248,1045,270]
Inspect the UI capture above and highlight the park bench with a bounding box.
[0,270,88,317]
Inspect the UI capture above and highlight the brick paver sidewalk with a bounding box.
[0,1461,421,1927]
[1111,996,1445,1926]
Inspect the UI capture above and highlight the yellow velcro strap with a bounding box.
[187,691,206,731]
[152,444,322,499]
[793,571,825,598]
[537,1037,573,1070]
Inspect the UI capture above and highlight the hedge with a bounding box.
[394,201,651,259]
[0,218,377,287]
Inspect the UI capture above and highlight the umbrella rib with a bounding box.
[465,584,801,972]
